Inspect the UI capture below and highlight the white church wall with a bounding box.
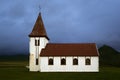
[30,38,36,55]
[30,37,48,55]
[39,37,48,55]
[40,56,99,72]
[29,37,48,71]
[29,38,36,71]
[40,37,48,48]
[29,54,39,71]
[79,57,99,72]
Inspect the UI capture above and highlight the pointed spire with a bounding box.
[39,5,41,13]
[29,13,49,40]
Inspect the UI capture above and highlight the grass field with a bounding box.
[0,61,120,80]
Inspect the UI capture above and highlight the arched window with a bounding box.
[73,58,78,65]
[85,58,91,65]
[61,58,66,65]
[48,58,53,65]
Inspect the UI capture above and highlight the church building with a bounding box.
[28,13,99,72]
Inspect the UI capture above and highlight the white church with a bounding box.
[28,13,99,72]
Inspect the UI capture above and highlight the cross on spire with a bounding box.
[39,5,41,13]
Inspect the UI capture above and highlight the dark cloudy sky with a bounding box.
[0,0,120,55]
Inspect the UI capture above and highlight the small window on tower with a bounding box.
[38,40,40,46]
[35,39,40,46]
[36,58,38,65]
[35,39,37,46]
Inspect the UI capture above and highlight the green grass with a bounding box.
[0,61,120,80]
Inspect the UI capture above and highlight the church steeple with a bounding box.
[29,12,49,71]
[29,13,49,40]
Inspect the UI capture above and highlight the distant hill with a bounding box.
[0,54,28,61]
[99,45,120,67]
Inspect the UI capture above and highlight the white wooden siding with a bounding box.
[40,56,99,72]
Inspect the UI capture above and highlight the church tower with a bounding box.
[29,13,49,71]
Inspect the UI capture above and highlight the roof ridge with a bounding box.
[47,43,96,44]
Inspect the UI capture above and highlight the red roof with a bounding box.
[40,43,99,56]
[29,13,49,40]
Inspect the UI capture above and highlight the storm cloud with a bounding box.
[0,0,120,55]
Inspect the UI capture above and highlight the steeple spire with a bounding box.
[39,5,41,13]
[29,13,49,40]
